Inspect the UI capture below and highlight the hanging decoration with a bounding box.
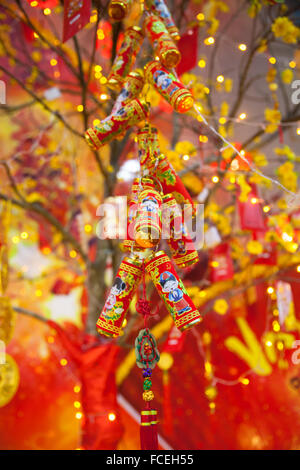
[144,60,194,113]
[85,98,149,150]
[107,26,144,90]
[143,13,181,68]
[134,263,160,450]
[144,0,180,40]
[108,0,133,21]
[62,0,92,43]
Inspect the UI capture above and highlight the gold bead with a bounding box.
[143,390,154,401]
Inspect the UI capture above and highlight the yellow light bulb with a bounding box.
[239,113,247,120]
[263,205,270,213]
[212,176,219,183]
[289,61,296,69]
[267,287,274,294]
[216,75,224,83]
[108,413,116,422]
[43,8,51,15]
[77,104,84,112]
[269,57,276,64]
[297,265,300,273]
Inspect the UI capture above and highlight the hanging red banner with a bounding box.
[210,242,234,283]
[63,0,91,43]
[237,184,266,232]
[176,26,198,76]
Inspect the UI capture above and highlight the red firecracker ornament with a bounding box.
[144,60,194,113]
[108,26,144,89]
[162,193,199,268]
[96,256,143,337]
[85,98,149,149]
[144,14,181,68]
[145,250,202,331]
[134,177,163,248]
[108,0,133,21]
[144,0,180,41]
[111,69,144,114]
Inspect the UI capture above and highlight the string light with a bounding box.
[12,236,19,244]
[30,1,38,6]
[43,8,51,15]
[84,224,92,233]
[204,36,215,45]
[269,57,276,64]
[251,197,258,204]
[108,412,116,422]
[21,231,28,239]
[100,94,109,101]
[69,250,77,258]
[238,43,247,51]
[263,205,270,213]
[240,378,249,385]
[35,289,42,297]
[50,59,58,66]
[219,117,227,124]
[282,232,293,242]
[183,154,190,161]
[75,412,83,420]
[212,176,219,183]
[74,385,81,393]
[216,75,224,83]
[289,61,296,68]
[60,358,68,366]
[297,128,300,136]
[73,401,81,409]
[77,105,84,112]
[297,265,300,273]
[197,13,205,21]
[198,59,206,68]
[239,113,247,120]
[267,287,274,294]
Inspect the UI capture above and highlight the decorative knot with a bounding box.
[136,298,151,317]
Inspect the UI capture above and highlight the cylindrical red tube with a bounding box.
[111,69,144,114]
[145,250,202,331]
[154,153,196,215]
[144,14,181,68]
[108,26,144,89]
[108,0,133,21]
[122,179,143,253]
[162,194,199,268]
[144,0,180,41]
[85,98,149,150]
[134,178,162,248]
[96,256,143,337]
[144,61,194,113]
[137,125,161,170]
